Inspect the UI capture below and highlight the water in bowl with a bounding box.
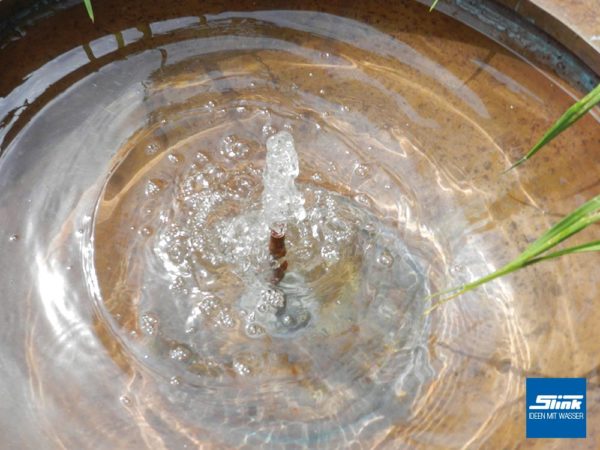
[0,1,599,448]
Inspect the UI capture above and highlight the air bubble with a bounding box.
[214,309,235,328]
[377,249,394,267]
[8,234,18,242]
[354,193,372,207]
[140,312,159,336]
[139,226,153,237]
[354,164,369,177]
[261,287,286,309]
[145,143,159,155]
[233,361,251,376]
[281,314,295,327]
[169,344,192,362]
[145,179,167,197]
[167,153,182,164]
[169,376,181,386]
[245,323,265,337]
[321,243,339,263]
[120,395,132,406]
[220,135,250,159]
[262,124,276,137]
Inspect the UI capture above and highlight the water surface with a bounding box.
[0,1,599,448]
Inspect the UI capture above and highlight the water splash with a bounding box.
[261,131,306,231]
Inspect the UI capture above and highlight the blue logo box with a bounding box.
[526,378,586,438]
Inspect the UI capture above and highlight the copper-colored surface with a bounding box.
[498,0,600,75]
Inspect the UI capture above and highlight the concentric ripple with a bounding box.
[84,11,528,447]
[2,2,599,449]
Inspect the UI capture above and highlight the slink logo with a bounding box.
[529,395,583,410]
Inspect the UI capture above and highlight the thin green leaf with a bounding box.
[516,199,600,262]
[527,240,600,265]
[83,0,94,22]
[507,83,600,170]
[429,0,440,12]
[426,194,600,313]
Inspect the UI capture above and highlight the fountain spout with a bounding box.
[262,131,305,285]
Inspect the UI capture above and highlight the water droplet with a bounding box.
[140,312,159,336]
[204,100,216,110]
[8,234,18,242]
[308,72,314,77]
[311,172,323,182]
[169,376,181,386]
[120,395,132,406]
[377,249,394,267]
[169,344,192,362]
[319,88,326,95]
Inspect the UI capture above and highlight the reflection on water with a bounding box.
[0,0,599,448]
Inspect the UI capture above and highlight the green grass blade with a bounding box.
[429,0,440,11]
[426,195,600,313]
[527,240,600,265]
[507,83,600,170]
[514,195,600,261]
[83,0,94,22]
